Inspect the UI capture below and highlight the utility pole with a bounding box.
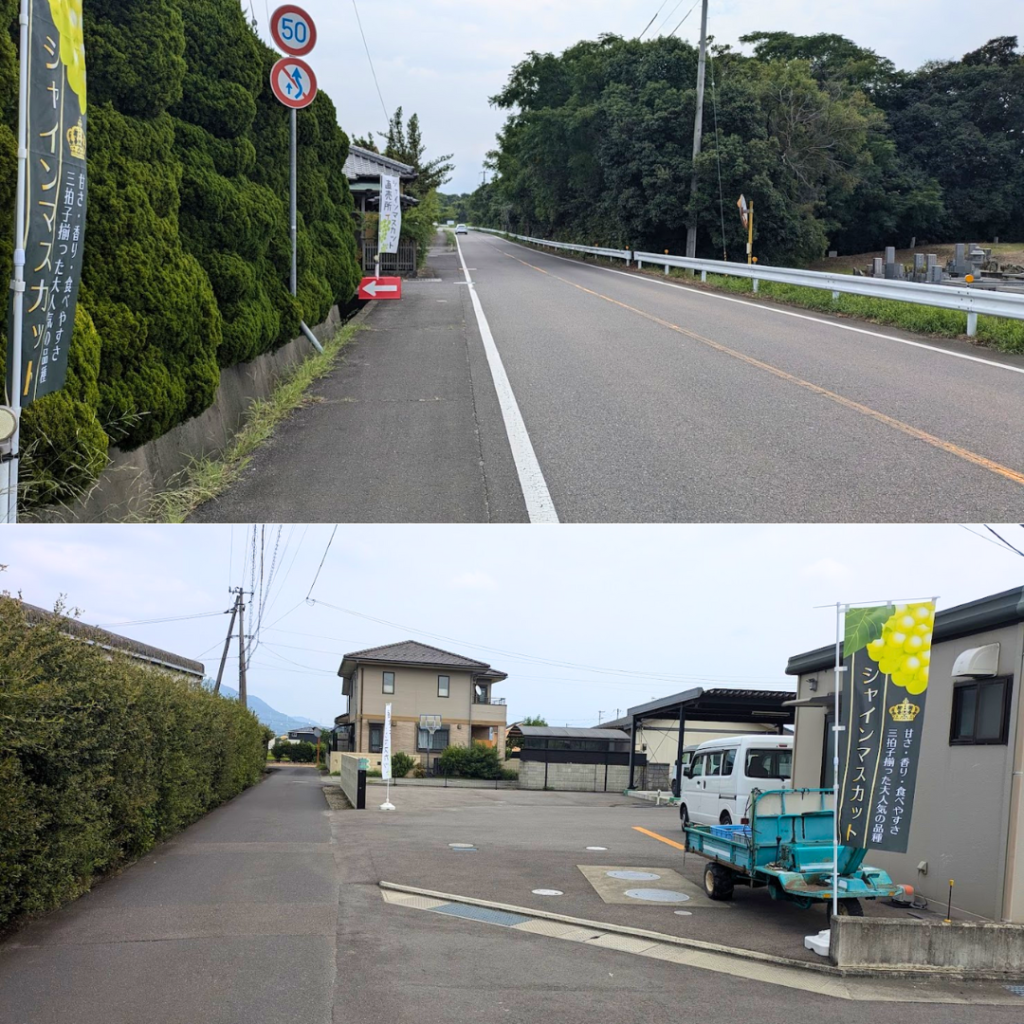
[214,589,242,694]
[237,591,248,709]
[598,710,605,724]
[480,169,487,187]
[684,0,710,260]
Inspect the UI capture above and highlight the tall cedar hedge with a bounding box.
[0,597,270,926]
[0,0,361,504]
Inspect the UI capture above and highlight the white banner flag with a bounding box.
[381,702,393,780]
[378,174,402,255]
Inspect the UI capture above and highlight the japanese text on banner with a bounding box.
[378,174,401,256]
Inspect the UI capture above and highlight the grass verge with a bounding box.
[687,272,1024,354]
[141,318,362,522]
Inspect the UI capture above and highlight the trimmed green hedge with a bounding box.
[0,0,361,505]
[0,597,270,926]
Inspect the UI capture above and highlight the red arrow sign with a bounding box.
[358,277,403,301]
[270,57,318,109]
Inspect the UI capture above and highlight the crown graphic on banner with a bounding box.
[67,118,85,160]
[889,697,921,723]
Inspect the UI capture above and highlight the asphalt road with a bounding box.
[4,773,1024,1024]
[193,231,1024,523]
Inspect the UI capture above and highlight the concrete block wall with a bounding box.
[831,917,1024,975]
[643,764,671,791]
[519,761,631,792]
[339,753,368,809]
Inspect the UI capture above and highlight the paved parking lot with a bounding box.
[345,783,919,963]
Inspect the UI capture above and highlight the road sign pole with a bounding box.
[3,0,29,525]
[290,107,297,297]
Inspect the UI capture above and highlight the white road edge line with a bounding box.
[491,237,1024,379]
[456,236,559,523]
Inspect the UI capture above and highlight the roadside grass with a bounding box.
[686,272,1024,354]
[495,235,1024,354]
[140,319,363,523]
[444,228,456,248]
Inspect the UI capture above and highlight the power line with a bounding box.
[984,524,1024,557]
[656,0,687,35]
[639,0,670,39]
[668,0,701,37]
[94,610,230,627]
[959,524,1024,556]
[307,525,338,601]
[297,604,788,686]
[351,0,390,128]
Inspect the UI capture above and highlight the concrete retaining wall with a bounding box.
[831,916,1024,975]
[519,760,631,792]
[33,306,345,523]
[339,753,368,810]
[329,751,342,774]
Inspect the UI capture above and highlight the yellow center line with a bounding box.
[497,248,1024,489]
[633,825,688,851]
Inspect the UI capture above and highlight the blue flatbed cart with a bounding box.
[683,788,905,915]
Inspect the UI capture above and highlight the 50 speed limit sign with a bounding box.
[271,4,317,57]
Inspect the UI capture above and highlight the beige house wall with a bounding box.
[348,663,506,765]
[791,621,1024,922]
[634,718,782,764]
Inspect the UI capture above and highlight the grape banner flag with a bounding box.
[8,0,88,405]
[378,174,401,256]
[838,601,936,853]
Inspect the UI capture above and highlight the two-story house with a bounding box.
[334,641,508,768]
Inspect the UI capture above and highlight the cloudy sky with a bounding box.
[247,1,1017,193]
[4,524,1023,728]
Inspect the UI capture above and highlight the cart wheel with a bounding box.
[679,804,689,830]
[703,863,734,901]
[836,899,864,917]
[719,811,732,826]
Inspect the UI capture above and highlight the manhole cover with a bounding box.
[624,888,691,903]
[586,846,608,851]
[532,889,563,896]
[449,843,475,849]
[606,870,661,881]
[674,910,693,916]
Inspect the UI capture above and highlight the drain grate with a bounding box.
[1005,985,1024,997]
[432,903,532,927]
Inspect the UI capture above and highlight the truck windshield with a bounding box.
[746,749,792,780]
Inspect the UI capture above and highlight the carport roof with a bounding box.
[621,687,796,726]
[508,726,630,740]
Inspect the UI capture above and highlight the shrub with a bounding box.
[288,741,316,763]
[270,740,289,762]
[412,761,426,779]
[0,597,266,926]
[438,742,504,780]
[390,751,416,779]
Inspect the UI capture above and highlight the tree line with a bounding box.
[453,32,1023,265]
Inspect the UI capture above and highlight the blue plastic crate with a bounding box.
[710,823,752,841]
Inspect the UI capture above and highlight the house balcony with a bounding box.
[474,696,506,706]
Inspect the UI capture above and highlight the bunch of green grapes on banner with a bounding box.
[865,603,935,694]
[48,0,86,109]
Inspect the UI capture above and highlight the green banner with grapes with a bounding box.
[837,601,935,853]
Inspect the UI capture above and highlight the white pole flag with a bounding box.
[380,702,395,810]
[378,174,402,255]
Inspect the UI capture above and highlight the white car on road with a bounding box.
[455,224,468,234]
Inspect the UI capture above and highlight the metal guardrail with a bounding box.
[470,227,1024,337]
[474,226,631,263]
[633,251,1024,336]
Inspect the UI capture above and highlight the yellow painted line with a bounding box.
[633,825,688,851]
[498,249,1024,489]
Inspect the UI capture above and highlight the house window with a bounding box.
[417,727,450,751]
[951,677,1012,745]
[382,671,394,694]
[438,675,450,698]
[369,723,384,753]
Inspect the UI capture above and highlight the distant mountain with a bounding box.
[204,679,327,736]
